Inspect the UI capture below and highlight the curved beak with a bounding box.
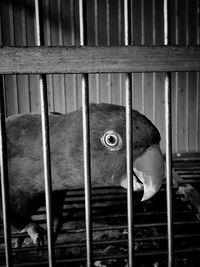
[120,145,164,201]
[133,145,164,201]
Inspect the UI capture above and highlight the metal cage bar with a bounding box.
[0,76,13,267]
[125,72,134,265]
[34,1,55,266]
[81,73,93,267]
[79,0,93,266]
[164,0,174,266]
[124,0,134,266]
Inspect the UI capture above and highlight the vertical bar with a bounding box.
[125,73,134,265]
[118,0,122,46]
[165,73,173,267]
[197,0,200,150]
[164,0,173,266]
[71,0,77,110]
[39,76,55,266]
[130,0,133,45]
[21,1,31,114]
[164,0,169,45]
[152,71,156,123]
[106,0,110,45]
[141,0,145,45]
[22,2,32,113]
[79,1,93,266]
[124,0,134,266]
[94,0,99,46]
[8,1,15,46]
[70,0,75,46]
[141,73,145,114]
[9,0,19,115]
[197,71,200,151]
[141,0,145,115]
[124,0,129,46]
[108,74,112,103]
[0,77,13,267]
[197,0,200,45]
[118,0,123,105]
[106,0,111,102]
[152,0,156,45]
[175,0,178,152]
[58,0,63,45]
[94,0,100,103]
[119,73,123,106]
[43,0,51,46]
[34,0,44,46]
[185,0,189,151]
[81,74,92,267]
[185,0,189,45]
[185,70,189,152]
[79,0,87,46]
[34,1,55,266]
[152,0,156,123]
[0,5,2,46]
[21,2,27,45]
[43,0,54,112]
[57,0,66,114]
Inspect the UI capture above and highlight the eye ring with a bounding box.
[105,134,118,147]
[101,130,123,151]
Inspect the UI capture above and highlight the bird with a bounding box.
[0,103,164,253]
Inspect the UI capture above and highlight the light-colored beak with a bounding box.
[120,145,164,201]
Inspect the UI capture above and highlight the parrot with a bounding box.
[0,103,164,253]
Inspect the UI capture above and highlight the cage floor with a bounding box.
[1,153,200,267]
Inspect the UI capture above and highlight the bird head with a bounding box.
[65,103,164,201]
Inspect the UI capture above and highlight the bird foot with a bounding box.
[23,222,45,256]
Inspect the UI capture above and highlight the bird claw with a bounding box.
[24,222,45,256]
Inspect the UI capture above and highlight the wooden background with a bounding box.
[0,0,199,153]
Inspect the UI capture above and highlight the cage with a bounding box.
[0,0,200,266]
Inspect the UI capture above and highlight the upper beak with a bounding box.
[133,145,164,201]
[120,145,164,201]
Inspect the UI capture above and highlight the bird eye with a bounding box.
[105,134,118,147]
[101,130,123,151]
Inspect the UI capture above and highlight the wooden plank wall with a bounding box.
[0,0,199,153]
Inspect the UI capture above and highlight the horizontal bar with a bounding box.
[0,219,199,242]
[6,247,200,267]
[0,218,199,242]
[1,232,200,255]
[0,46,200,74]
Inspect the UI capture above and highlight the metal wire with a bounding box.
[125,72,134,266]
[124,0,134,265]
[79,0,93,266]
[164,0,174,266]
[165,73,174,267]
[0,76,13,267]
[81,74,93,267]
[34,1,55,266]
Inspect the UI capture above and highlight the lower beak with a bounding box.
[120,145,164,201]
